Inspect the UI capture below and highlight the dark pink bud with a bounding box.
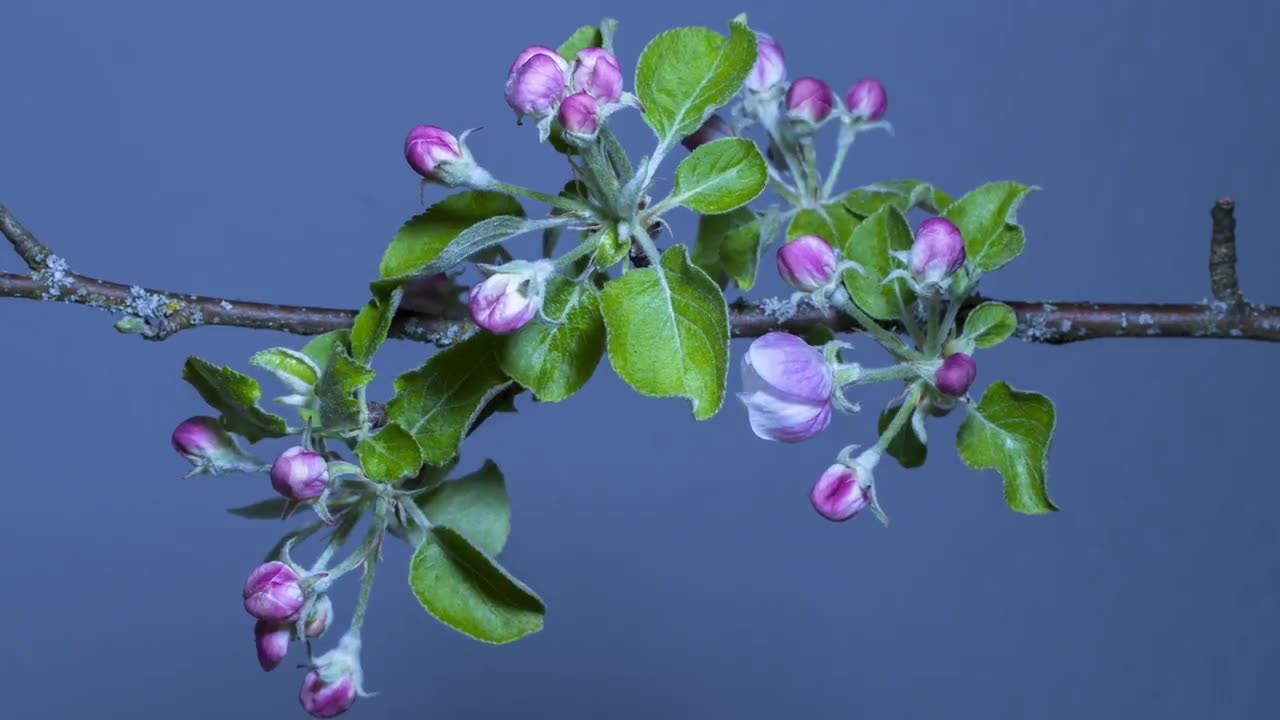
[810,463,871,521]
[469,260,553,335]
[254,620,291,672]
[270,446,329,502]
[300,671,357,718]
[681,114,734,152]
[935,353,977,397]
[304,595,333,639]
[557,91,600,136]
[911,217,966,284]
[171,416,234,463]
[745,32,786,92]
[776,235,838,292]
[845,78,887,121]
[403,125,462,180]
[786,77,835,124]
[243,561,306,623]
[505,49,567,119]
[571,48,623,103]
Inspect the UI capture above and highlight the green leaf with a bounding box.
[600,245,729,420]
[592,224,630,269]
[558,25,602,62]
[943,181,1037,273]
[697,206,781,292]
[634,21,757,147]
[315,345,376,432]
[670,138,767,214]
[418,460,510,555]
[356,422,423,482]
[498,277,605,402]
[843,205,916,320]
[300,330,350,370]
[409,525,545,644]
[956,381,1057,514]
[181,358,289,443]
[249,348,321,395]
[226,498,289,519]
[844,180,953,217]
[377,191,525,281]
[879,404,927,469]
[350,288,403,365]
[387,332,513,466]
[961,302,1017,349]
[786,201,859,246]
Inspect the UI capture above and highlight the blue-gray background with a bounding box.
[3,0,1278,717]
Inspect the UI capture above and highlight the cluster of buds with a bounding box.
[504,44,635,143]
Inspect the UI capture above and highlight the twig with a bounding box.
[3,200,1278,345]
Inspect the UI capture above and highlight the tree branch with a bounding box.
[3,200,1277,345]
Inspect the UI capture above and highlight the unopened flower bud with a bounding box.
[745,32,786,92]
[911,217,966,285]
[171,416,259,475]
[810,462,872,522]
[777,235,839,292]
[845,78,888,121]
[558,91,600,138]
[505,46,568,119]
[935,352,977,397]
[300,633,365,718]
[469,260,554,335]
[738,332,834,443]
[243,561,306,623]
[571,48,623,103]
[681,114,734,152]
[270,446,329,502]
[403,125,463,180]
[786,77,835,124]
[304,594,333,639]
[254,620,291,672]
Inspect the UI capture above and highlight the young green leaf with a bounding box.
[956,381,1057,514]
[315,345,376,432]
[409,525,545,644]
[879,404,927,469]
[592,224,630,269]
[786,201,859,246]
[356,422,423,482]
[181,357,289,443]
[961,301,1018,348]
[300,330,350,371]
[249,348,321,395]
[670,138,767,214]
[498,277,606,403]
[417,460,510,555]
[844,180,953,217]
[350,288,404,365]
[634,21,757,147]
[692,205,780,292]
[943,182,1037,272]
[843,204,916,320]
[558,25,603,62]
[387,332,513,466]
[226,498,290,520]
[378,191,525,281]
[599,245,730,420]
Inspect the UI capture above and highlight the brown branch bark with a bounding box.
[3,200,1277,345]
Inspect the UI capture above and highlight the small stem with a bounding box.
[933,273,978,356]
[832,289,921,361]
[924,295,942,357]
[599,126,634,179]
[310,510,360,572]
[581,141,621,213]
[875,383,923,452]
[322,500,386,584]
[821,123,857,201]
[350,500,388,633]
[894,292,925,348]
[631,225,664,266]
[800,138,820,201]
[554,229,604,271]
[838,363,916,386]
[489,180,598,215]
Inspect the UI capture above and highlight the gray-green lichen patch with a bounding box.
[31,254,74,299]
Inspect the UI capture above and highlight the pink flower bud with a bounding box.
[300,671,357,718]
[171,416,236,464]
[810,463,871,521]
[681,114,734,152]
[505,47,567,119]
[243,561,306,623]
[254,620,291,672]
[403,125,463,180]
[845,78,887,121]
[557,91,600,137]
[777,235,839,292]
[304,595,333,639]
[911,217,966,284]
[270,446,329,502]
[786,77,835,124]
[469,260,553,335]
[571,47,623,103]
[745,32,786,92]
[738,332,834,443]
[935,353,977,397]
